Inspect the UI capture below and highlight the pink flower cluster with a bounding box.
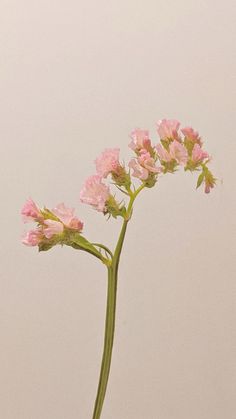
[127,119,214,193]
[22,118,215,248]
[79,119,214,210]
[128,129,161,181]
[80,148,125,214]
[21,199,83,246]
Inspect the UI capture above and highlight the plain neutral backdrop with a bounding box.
[1,1,236,418]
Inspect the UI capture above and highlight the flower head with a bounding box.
[128,159,149,180]
[21,198,43,223]
[156,144,172,163]
[157,119,180,141]
[169,140,188,165]
[80,175,111,212]
[129,129,152,153]
[21,200,84,249]
[22,228,44,246]
[43,219,64,239]
[95,148,120,178]
[181,126,202,145]
[51,203,83,231]
[191,144,209,163]
[129,150,161,181]
[138,151,161,174]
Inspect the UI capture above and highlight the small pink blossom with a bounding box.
[129,129,151,152]
[204,169,215,194]
[192,144,209,163]
[22,229,43,246]
[138,151,161,174]
[51,203,83,231]
[204,179,215,194]
[80,175,110,212]
[95,148,120,178]
[68,218,84,230]
[169,140,188,165]
[157,119,180,141]
[181,126,202,144]
[21,198,43,223]
[156,144,172,162]
[43,220,64,239]
[128,159,149,180]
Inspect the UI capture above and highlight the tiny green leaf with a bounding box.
[196,172,205,189]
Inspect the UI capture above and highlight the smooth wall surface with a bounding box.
[1,1,236,418]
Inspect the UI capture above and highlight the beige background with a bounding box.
[1,1,236,418]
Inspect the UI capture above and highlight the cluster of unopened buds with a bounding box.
[22,118,216,251]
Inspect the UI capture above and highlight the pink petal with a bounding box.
[21,198,43,223]
[80,175,110,212]
[22,229,43,246]
[157,119,180,140]
[169,140,188,165]
[95,148,120,178]
[44,220,64,239]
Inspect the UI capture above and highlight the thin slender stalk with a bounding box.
[92,184,145,419]
[92,265,117,419]
[92,243,114,259]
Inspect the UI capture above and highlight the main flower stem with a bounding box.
[92,184,145,419]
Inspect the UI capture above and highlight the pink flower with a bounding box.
[95,148,120,178]
[156,144,172,162]
[169,140,188,165]
[21,198,43,223]
[204,179,215,194]
[22,228,43,246]
[43,220,64,239]
[51,203,83,231]
[204,169,215,194]
[181,126,202,144]
[129,129,151,152]
[192,144,209,163]
[128,159,149,180]
[157,119,180,141]
[80,175,110,212]
[138,151,161,174]
[68,218,84,230]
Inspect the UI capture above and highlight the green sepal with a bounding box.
[38,235,62,252]
[106,195,125,219]
[161,139,170,150]
[185,160,200,172]
[144,175,157,188]
[161,160,178,174]
[184,138,195,156]
[111,169,131,189]
[41,207,60,222]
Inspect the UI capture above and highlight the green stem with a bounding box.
[92,183,145,419]
[92,265,117,419]
[92,243,114,259]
